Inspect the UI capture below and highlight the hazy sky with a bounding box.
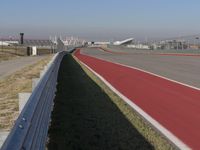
[1,0,200,41]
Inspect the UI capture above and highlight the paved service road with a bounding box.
[81,48,200,88]
[0,56,45,79]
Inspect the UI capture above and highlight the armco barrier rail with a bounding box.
[1,51,67,150]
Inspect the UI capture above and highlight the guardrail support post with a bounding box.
[40,70,45,77]
[32,78,39,91]
[0,131,9,148]
[18,93,31,113]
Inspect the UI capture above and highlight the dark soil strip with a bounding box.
[47,54,154,150]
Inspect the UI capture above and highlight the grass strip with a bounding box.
[48,54,154,149]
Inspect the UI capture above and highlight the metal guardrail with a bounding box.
[1,51,67,150]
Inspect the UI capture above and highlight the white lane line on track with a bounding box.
[74,54,191,150]
[81,49,200,91]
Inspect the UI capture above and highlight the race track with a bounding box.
[74,47,200,149]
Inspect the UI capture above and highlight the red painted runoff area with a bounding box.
[74,49,200,149]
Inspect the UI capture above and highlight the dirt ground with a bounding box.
[0,51,19,62]
[0,54,52,130]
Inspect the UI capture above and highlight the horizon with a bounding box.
[1,0,200,41]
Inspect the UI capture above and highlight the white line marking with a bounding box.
[74,54,191,150]
[81,49,200,91]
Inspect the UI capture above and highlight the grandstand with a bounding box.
[23,39,54,48]
[0,39,54,48]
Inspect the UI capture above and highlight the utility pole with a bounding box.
[181,41,183,50]
[145,36,148,45]
[1,37,3,52]
[196,37,199,49]
[0,36,1,52]
[176,41,179,50]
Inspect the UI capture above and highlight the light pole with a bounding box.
[187,40,189,50]
[0,36,1,51]
[196,37,199,49]
[1,37,3,52]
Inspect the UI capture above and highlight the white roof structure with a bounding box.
[0,41,13,46]
[113,38,134,45]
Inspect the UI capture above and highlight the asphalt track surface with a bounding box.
[107,45,200,55]
[75,48,200,149]
[82,48,200,88]
[0,56,45,79]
